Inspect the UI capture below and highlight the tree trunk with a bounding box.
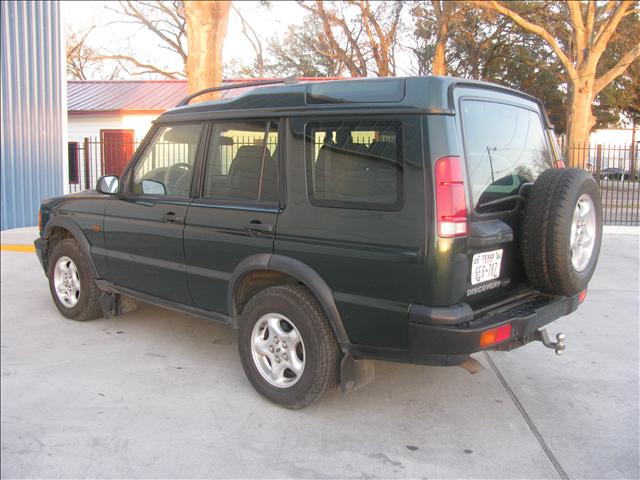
[184,1,231,101]
[566,77,596,167]
[431,0,447,76]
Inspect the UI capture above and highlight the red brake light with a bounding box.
[480,324,512,348]
[434,156,468,237]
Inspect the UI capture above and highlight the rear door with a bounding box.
[183,119,280,314]
[455,88,555,306]
[104,123,204,304]
[274,116,426,351]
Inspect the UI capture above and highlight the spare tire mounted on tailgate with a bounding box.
[521,168,602,296]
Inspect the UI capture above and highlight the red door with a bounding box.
[101,129,135,176]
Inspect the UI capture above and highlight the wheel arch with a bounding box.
[228,254,350,348]
[42,217,99,278]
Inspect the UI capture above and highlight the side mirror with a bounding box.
[96,175,120,194]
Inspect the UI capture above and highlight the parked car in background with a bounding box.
[600,167,624,180]
[34,77,602,408]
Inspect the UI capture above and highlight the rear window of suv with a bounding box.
[461,100,553,213]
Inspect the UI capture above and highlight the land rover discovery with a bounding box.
[35,77,602,408]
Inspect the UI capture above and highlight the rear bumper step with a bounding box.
[408,290,580,360]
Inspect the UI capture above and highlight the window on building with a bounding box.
[305,120,403,210]
[203,121,279,202]
[132,124,203,196]
[68,142,79,184]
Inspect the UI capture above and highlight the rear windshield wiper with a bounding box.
[476,183,533,210]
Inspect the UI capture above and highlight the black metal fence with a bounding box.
[67,138,140,194]
[561,142,639,226]
[66,138,639,226]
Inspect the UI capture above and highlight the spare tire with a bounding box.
[521,168,602,296]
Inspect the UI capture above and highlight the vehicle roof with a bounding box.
[155,76,547,125]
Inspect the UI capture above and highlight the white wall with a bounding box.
[590,128,639,146]
[67,114,158,143]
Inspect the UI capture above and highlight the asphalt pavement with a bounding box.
[1,227,638,479]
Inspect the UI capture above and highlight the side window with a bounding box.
[203,120,279,202]
[460,100,553,213]
[305,120,403,210]
[132,123,203,196]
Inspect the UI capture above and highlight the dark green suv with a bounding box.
[35,77,602,408]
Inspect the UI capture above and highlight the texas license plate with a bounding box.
[471,249,503,285]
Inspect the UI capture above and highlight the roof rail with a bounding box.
[176,77,298,107]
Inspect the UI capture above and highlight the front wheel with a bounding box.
[238,285,340,409]
[47,238,102,321]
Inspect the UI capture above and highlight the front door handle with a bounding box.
[245,220,274,234]
[162,212,183,224]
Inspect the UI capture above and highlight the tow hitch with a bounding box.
[534,328,566,355]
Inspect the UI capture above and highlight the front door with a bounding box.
[184,120,280,313]
[104,123,204,304]
[101,129,135,176]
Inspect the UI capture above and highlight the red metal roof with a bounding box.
[68,78,341,115]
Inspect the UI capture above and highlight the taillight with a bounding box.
[434,156,468,237]
[578,288,587,304]
[480,323,512,348]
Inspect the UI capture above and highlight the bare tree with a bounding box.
[66,25,123,80]
[297,0,403,77]
[184,0,232,98]
[232,5,265,77]
[471,1,640,165]
[103,0,187,78]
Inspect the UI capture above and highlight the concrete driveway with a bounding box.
[1,228,638,479]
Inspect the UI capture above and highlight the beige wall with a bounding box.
[67,114,159,144]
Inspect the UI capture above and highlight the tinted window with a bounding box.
[203,121,279,202]
[461,100,553,213]
[132,124,203,196]
[305,120,403,210]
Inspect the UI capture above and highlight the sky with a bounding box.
[63,1,325,79]
[62,0,416,80]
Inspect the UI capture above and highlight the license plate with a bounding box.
[471,249,503,285]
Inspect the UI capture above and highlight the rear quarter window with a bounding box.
[304,119,403,211]
[460,100,553,214]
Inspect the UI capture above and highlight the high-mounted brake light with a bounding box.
[434,156,468,237]
[480,323,512,348]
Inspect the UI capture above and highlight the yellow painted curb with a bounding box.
[0,244,36,253]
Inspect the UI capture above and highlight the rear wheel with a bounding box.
[238,284,340,409]
[47,238,102,321]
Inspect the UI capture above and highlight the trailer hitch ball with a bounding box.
[535,329,566,355]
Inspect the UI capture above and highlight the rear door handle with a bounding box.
[162,212,183,224]
[245,220,274,234]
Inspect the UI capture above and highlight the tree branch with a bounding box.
[594,44,640,94]
[470,0,577,79]
[97,54,185,78]
[592,0,632,61]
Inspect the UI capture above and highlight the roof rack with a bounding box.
[176,77,298,107]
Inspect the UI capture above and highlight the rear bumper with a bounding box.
[408,290,581,363]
